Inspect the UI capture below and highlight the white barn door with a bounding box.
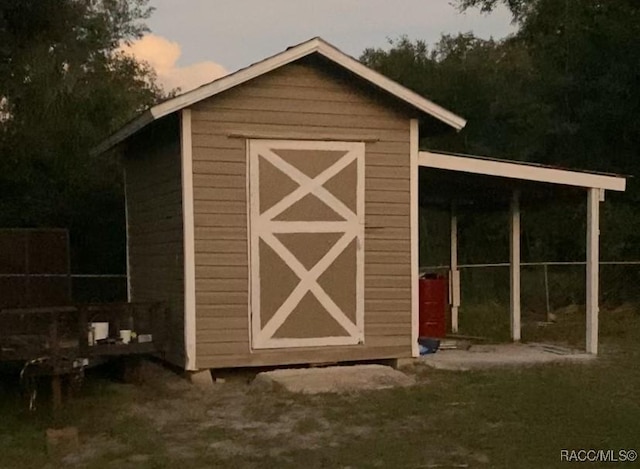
[248,140,364,349]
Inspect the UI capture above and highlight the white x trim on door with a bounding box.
[248,139,365,349]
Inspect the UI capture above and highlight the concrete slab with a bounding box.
[417,343,596,371]
[252,364,415,394]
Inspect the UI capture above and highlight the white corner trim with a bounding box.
[419,151,626,191]
[92,38,466,154]
[410,119,419,358]
[181,109,197,371]
[246,140,254,353]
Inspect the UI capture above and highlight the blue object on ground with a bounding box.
[418,337,440,355]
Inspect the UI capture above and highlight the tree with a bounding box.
[455,0,640,175]
[455,0,533,22]
[363,0,640,263]
[361,35,548,160]
[0,0,165,275]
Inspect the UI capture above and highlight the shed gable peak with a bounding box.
[93,36,466,155]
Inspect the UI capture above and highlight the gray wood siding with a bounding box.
[125,136,185,366]
[191,62,412,369]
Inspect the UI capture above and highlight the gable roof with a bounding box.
[93,37,467,155]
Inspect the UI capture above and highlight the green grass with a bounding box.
[1,306,639,468]
[457,301,512,341]
[279,346,640,468]
[0,371,173,469]
[455,300,640,347]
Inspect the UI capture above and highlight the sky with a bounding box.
[122,0,516,93]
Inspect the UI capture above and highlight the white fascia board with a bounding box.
[149,40,324,122]
[152,38,468,130]
[419,151,626,192]
[93,38,467,155]
[316,42,467,131]
[92,40,323,155]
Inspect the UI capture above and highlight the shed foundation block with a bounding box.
[188,369,214,387]
[388,358,417,370]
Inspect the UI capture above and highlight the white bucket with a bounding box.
[119,330,132,344]
[91,322,109,342]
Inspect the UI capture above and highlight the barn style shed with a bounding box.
[96,37,625,372]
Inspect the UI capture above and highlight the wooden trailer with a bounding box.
[0,229,171,407]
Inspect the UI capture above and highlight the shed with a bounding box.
[96,37,626,372]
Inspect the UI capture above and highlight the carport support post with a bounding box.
[586,188,600,354]
[510,191,521,341]
[450,202,460,333]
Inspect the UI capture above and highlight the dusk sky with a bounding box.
[123,1,516,93]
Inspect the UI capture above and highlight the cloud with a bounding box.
[121,34,228,93]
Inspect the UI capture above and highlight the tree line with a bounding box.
[0,0,163,274]
[1,0,638,279]
[362,0,640,264]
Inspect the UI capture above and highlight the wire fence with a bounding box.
[420,261,640,343]
[70,274,127,303]
[0,273,128,304]
[422,261,640,318]
[6,262,640,315]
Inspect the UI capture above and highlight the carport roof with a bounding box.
[418,150,627,209]
[420,150,626,192]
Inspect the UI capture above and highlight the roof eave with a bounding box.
[314,39,467,131]
[90,110,155,157]
[92,37,467,155]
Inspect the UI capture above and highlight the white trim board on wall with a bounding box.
[180,109,197,371]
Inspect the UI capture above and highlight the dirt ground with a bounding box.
[59,362,423,468]
[2,359,496,469]
[2,305,639,468]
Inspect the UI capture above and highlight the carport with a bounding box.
[415,150,627,355]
